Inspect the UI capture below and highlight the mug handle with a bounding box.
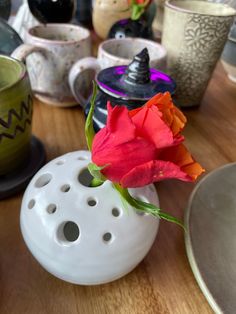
[69,57,101,108]
[11,43,49,62]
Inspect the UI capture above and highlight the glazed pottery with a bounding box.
[11,24,92,107]
[221,24,236,83]
[0,18,23,55]
[20,150,159,285]
[69,37,167,106]
[92,0,131,39]
[27,0,75,23]
[81,49,175,131]
[162,0,236,107]
[11,0,39,41]
[0,0,11,20]
[0,55,33,175]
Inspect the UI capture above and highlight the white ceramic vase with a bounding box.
[20,151,159,285]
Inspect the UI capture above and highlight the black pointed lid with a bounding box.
[96,48,176,101]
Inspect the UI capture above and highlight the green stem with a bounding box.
[90,178,104,187]
[113,183,186,230]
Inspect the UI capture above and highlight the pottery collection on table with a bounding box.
[0,0,236,291]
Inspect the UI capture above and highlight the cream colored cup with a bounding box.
[162,0,236,107]
[12,24,92,107]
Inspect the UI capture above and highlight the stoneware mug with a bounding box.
[161,0,236,107]
[69,37,167,106]
[11,23,92,107]
[0,55,33,175]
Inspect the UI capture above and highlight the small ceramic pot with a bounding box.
[221,24,236,83]
[0,55,33,175]
[27,0,75,23]
[92,0,131,39]
[70,48,175,131]
[69,37,167,106]
[11,23,92,107]
[20,151,159,285]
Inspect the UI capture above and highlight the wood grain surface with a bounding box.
[1,60,235,314]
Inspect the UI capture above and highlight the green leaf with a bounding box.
[113,183,185,230]
[88,163,107,182]
[85,82,97,151]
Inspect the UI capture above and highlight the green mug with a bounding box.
[0,55,33,175]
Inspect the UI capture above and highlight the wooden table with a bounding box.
[0,61,235,314]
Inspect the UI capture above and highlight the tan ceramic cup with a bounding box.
[11,24,92,107]
[162,0,236,107]
[69,37,167,106]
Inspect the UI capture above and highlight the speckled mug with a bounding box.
[162,0,236,107]
[0,55,33,175]
[11,24,92,107]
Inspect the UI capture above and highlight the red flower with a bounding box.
[91,92,204,188]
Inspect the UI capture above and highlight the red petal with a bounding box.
[92,103,136,154]
[92,138,157,183]
[131,105,178,149]
[120,160,193,188]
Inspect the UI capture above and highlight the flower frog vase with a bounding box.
[84,48,176,131]
[20,150,160,285]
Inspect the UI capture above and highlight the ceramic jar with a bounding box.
[20,151,159,285]
[83,48,175,131]
[92,0,131,39]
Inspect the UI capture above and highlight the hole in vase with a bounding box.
[78,168,93,186]
[61,184,70,193]
[78,168,102,187]
[46,204,57,214]
[103,232,112,243]
[57,221,80,243]
[134,196,146,216]
[28,199,35,209]
[56,160,64,165]
[112,207,120,217]
[35,173,52,188]
[77,156,87,161]
[87,198,97,206]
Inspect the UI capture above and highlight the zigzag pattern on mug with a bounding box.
[0,95,33,129]
[0,118,31,142]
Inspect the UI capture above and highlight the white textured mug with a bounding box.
[69,37,167,106]
[12,23,92,107]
